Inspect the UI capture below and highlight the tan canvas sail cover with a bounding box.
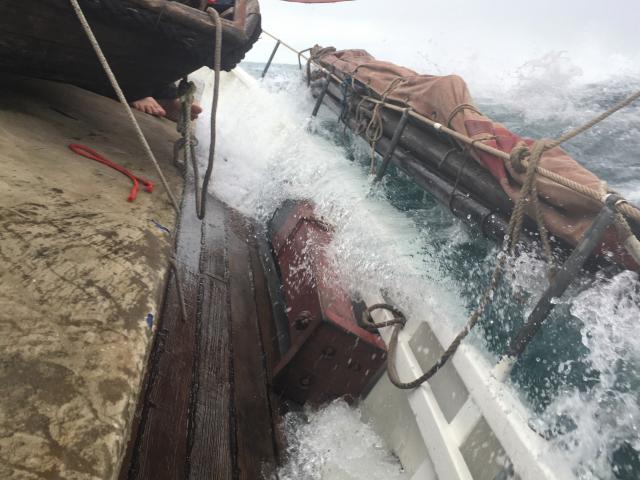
[313,46,636,270]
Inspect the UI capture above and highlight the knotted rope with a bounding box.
[364,77,405,174]
[176,79,202,210]
[548,89,640,151]
[506,140,556,274]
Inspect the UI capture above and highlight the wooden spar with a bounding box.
[375,108,410,182]
[312,78,331,116]
[320,83,635,272]
[262,40,281,78]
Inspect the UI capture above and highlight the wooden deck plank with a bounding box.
[126,192,201,480]
[188,198,234,480]
[188,274,234,479]
[123,191,281,480]
[248,233,287,462]
[227,210,278,480]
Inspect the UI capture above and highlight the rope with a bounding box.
[446,103,481,129]
[68,0,180,213]
[259,30,640,387]
[364,139,562,389]
[438,147,459,169]
[338,76,354,124]
[547,89,640,150]
[448,147,471,208]
[507,140,555,274]
[356,92,640,227]
[68,144,154,202]
[176,79,202,214]
[364,77,405,174]
[171,7,221,221]
[196,7,223,221]
[67,0,229,322]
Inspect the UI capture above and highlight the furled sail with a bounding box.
[311,46,640,271]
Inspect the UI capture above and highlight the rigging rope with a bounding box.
[363,77,405,174]
[363,139,560,388]
[173,7,222,221]
[68,0,180,213]
[197,7,223,220]
[360,92,640,226]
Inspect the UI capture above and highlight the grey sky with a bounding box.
[245,0,639,85]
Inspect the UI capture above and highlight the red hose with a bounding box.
[68,144,154,202]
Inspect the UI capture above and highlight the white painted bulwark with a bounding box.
[361,290,572,480]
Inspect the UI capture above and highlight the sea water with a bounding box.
[194,57,640,479]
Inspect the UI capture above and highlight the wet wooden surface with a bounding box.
[121,186,280,480]
[0,76,183,480]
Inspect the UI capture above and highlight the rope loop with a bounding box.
[527,139,549,170]
[359,303,406,332]
[446,103,481,129]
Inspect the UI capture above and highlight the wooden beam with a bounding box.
[123,0,248,44]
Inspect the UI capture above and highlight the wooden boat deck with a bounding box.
[0,76,183,479]
[0,75,280,479]
[121,185,282,479]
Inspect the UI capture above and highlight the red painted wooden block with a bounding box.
[269,201,387,405]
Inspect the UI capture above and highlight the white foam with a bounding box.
[277,400,408,480]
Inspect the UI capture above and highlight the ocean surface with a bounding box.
[195,58,640,480]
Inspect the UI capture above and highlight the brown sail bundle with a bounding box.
[312,46,639,270]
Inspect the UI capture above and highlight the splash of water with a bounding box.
[277,400,408,480]
[196,57,640,479]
